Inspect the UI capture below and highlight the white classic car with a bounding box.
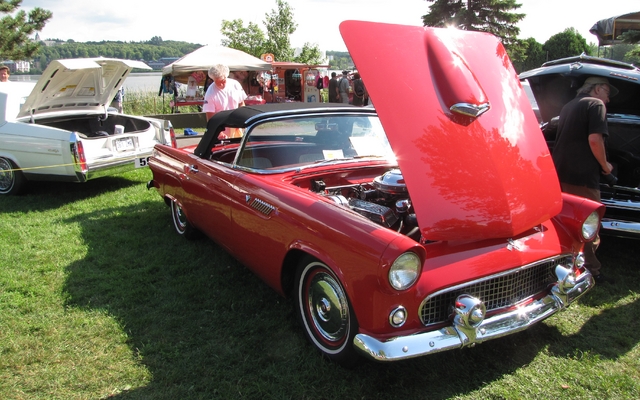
[0,58,177,195]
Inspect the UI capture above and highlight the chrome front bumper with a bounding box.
[354,268,593,362]
[600,187,640,237]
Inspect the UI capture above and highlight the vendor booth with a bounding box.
[161,45,272,112]
[262,61,329,103]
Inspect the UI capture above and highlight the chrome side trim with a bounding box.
[600,218,640,236]
[601,198,640,211]
[354,269,593,362]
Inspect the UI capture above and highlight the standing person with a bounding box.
[328,72,340,103]
[338,71,350,104]
[552,76,618,284]
[203,64,247,138]
[351,73,367,106]
[110,87,124,113]
[0,64,10,82]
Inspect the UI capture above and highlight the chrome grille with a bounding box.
[250,198,275,216]
[419,255,571,326]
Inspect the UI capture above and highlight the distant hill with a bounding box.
[20,38,354,74]
[28,37,202,73]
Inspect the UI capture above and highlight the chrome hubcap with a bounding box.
[0,158,13,191]
[308,271,348,342]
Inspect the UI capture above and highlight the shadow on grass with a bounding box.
[545,236,640,360]
[61,202,640,399]
[0,174,143,213]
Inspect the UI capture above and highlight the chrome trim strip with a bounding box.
[354,269,593,362]
[600,218,640,235]
[601,198,640,210]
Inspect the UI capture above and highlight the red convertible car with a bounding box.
[147,21,604,365]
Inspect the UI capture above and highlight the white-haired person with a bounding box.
[203,64,247,138]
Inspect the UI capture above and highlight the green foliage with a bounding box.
[619,30,640,44]
[327,51,353,70]
[512,37,546,72]
[294,42,323,65]
[601,43,639,62]
[220,19,266,58]
[263,0,297,61]
[624,47,640,65]
[31,39,201,74]
[422,0,525,53]
[543,27,590,61]
[0,0,52,60]
[219,0,304,63]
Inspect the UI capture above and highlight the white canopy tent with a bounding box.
[162,45,272,84]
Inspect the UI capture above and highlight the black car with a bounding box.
[520,54,640,238]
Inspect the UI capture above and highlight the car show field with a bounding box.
[1,168,638,399]
[2,14,640,400]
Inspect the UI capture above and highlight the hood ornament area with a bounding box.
[450,102,490,118]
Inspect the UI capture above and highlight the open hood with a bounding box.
[519,55,640,124]
[340,21,561,241]
[17,58,150,119]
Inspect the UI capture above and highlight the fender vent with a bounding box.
[249,197,275,216]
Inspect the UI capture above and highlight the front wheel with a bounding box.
[0,157,27,195]
[170,200,201,240]
[294,256,359,367]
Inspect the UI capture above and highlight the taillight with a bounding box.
[169,126,177,148]
[73,140,87,173]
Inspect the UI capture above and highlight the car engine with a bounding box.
[311,169,421,240]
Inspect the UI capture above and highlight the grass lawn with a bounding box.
[1,168,639,399]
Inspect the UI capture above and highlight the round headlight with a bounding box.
[389,252,421,290]
[582,211,600,240]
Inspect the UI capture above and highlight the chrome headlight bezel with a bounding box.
[388,252,421,291]
[582,211,600,241]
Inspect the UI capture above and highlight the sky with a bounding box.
[21,0,639,53]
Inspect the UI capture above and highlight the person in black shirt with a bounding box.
[552,76,618,284]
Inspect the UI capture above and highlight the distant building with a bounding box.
[147,61,166,70]
[1,60,30,73]
[159,57,179,66]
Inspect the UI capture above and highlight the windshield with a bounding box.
[236,114,396,169]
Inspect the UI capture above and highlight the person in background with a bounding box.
[110,87,124,113]
[328,72,340,103]
[0,64,10,82]
[552,76,618,285]
[351,72,367,106]
[338,70,350,104]
[203,64,247,138]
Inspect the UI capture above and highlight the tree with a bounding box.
[263,0,297,61]
[422,0,526,58]
[512,37,545,72]
[619,30,640,44]
[220,19,266,58]
[294,43,323,65]
[607,43,638,62]
[0,0,52,60]
[542,28,590,61]
[624,47,640,65]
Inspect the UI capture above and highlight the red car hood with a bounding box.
[340,21,561,241]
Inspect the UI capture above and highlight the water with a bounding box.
[10,72,164,93]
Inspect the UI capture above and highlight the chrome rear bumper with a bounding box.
[354,268,593,362]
